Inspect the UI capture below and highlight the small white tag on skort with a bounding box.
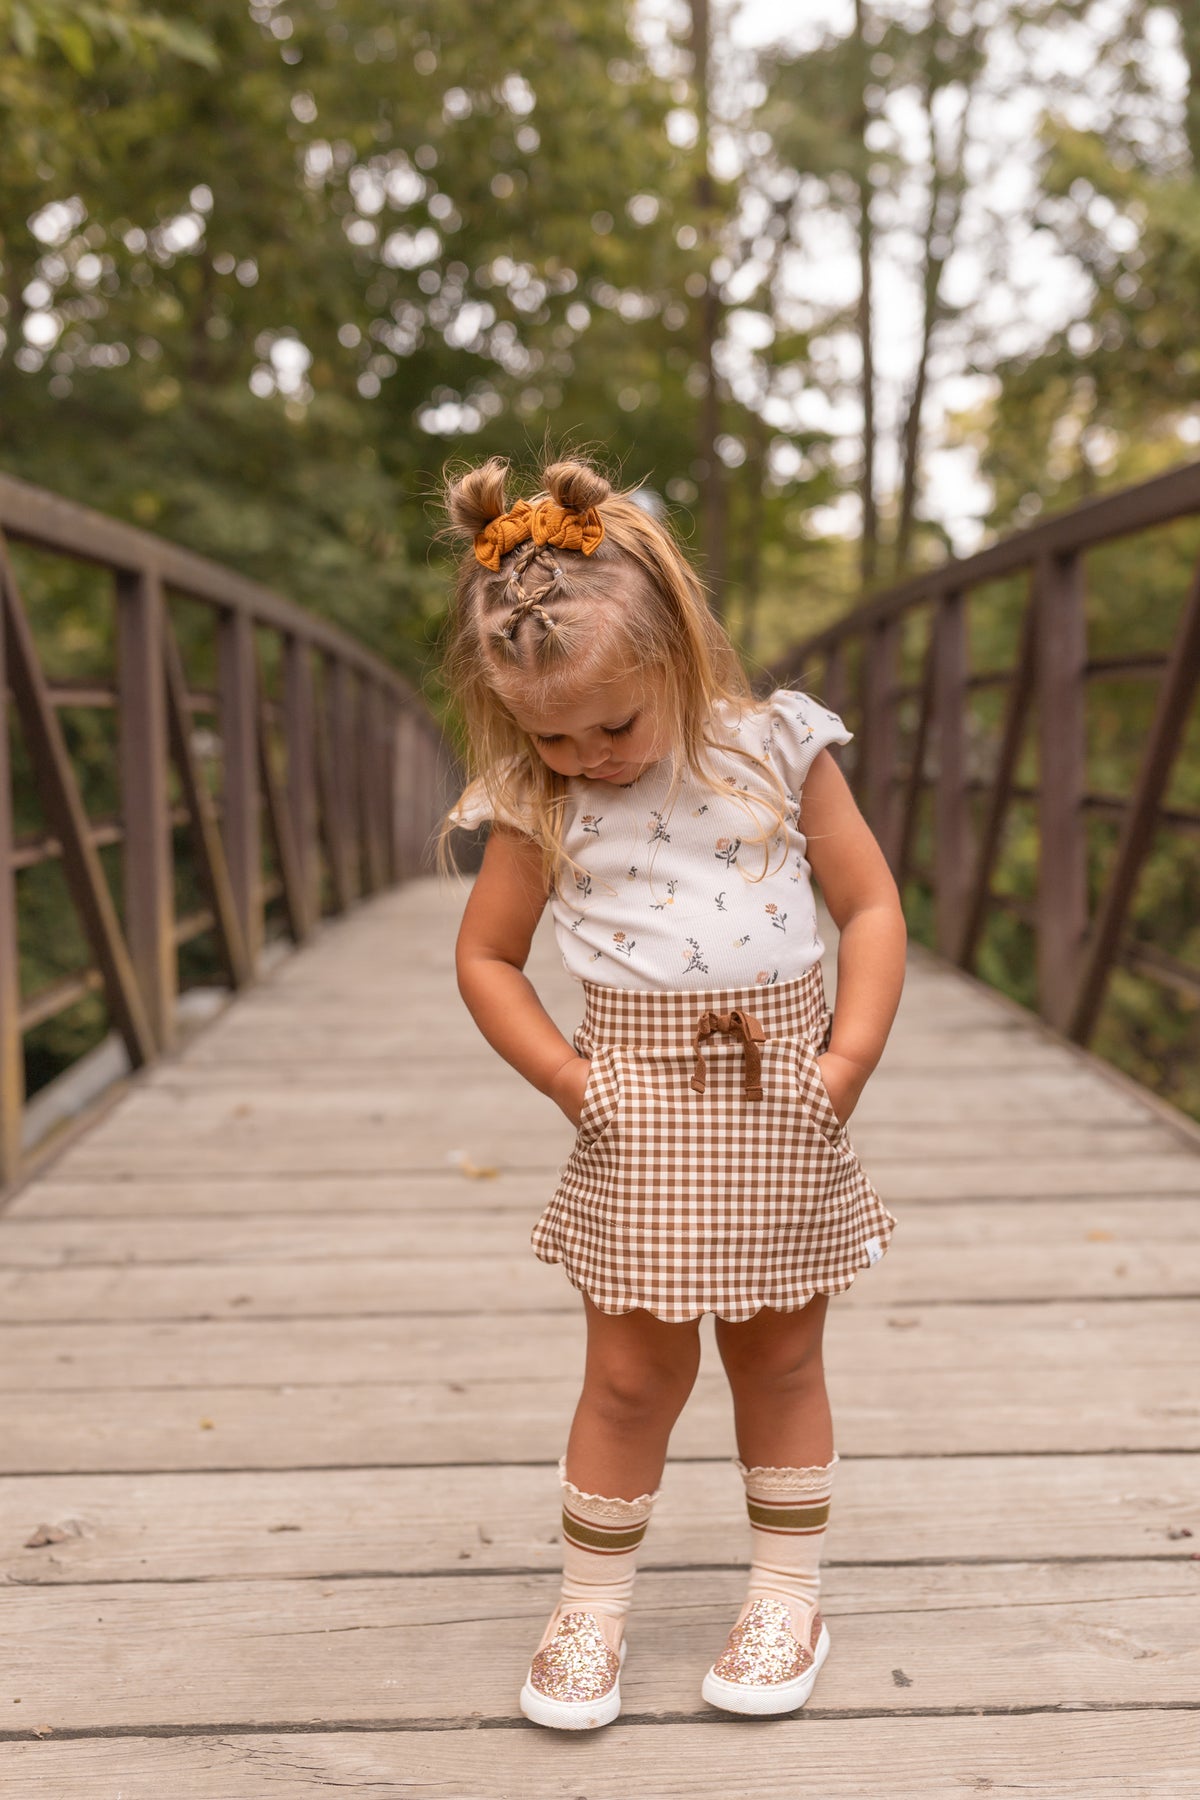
[864,1236,883,1265]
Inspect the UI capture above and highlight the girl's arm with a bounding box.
[800,748,908,1123]
[455,824,591,1126]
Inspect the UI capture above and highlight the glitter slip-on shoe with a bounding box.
[701,1595,830,1717]
[519,1607,628,1731]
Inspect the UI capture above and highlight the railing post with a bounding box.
[218,608,262,964]
[254,651,308,945]
[377,687,397,886]
[956,573,1038,970]
[862,617,901,868]
[393,707,419,880]
[933,587,971,958]
[431,735,453,863]
[313,662,348,915]
[415,723,436,873]
[283,634,318,932]
[117,567,175,1048]
[0,587,21,1185]
[1035,551,1089,1030]
[327,657,360,902]
[382,696,400,884]
[823,641,849,721]
[895,614,936,894]
[851,640,869,805]
[359,680,386,895]
[162,618,251,988]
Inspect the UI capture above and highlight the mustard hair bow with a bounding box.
[474,496,605,570]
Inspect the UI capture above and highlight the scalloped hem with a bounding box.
[532,1232,894,1325]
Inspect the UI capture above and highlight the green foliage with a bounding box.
[1,1,216,73]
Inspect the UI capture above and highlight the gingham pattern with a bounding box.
[532,963,897,1322]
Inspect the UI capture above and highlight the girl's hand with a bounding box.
[549,1054,592,1128]
[816,1052,867,1126]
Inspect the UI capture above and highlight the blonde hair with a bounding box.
[437,453,790,887]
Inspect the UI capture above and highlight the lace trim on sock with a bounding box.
[734,1452,839,1497]
[557,1454,661,1518]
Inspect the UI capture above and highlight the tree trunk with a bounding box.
[1176,3,1200,169]
[895,8,969,573]
[689,0,727,609]
[737,416,769,661]
[853,0,878,594]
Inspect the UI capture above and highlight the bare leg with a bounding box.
[713,1296,832,1467]
[565,1293,703,1497]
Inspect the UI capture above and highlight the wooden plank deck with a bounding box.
[1,876,1198,1798]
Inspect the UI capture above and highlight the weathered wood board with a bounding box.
[4,1455,1196,1585]
[1,1299,1195,1390]
[3,1714,1198,1800]
[2,1360,1196,1472]
[15,1148,1200,1215]
[2,1563,1198,1731]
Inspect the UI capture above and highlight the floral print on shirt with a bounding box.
[465,690,852,991]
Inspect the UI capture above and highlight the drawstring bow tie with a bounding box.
[690,1008,767,1102]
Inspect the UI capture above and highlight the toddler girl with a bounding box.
[443,455,906,1729]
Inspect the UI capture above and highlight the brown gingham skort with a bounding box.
[532,962,897,1323]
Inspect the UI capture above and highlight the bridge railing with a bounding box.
[772,459,1200,1085]
[0,474,453,1188]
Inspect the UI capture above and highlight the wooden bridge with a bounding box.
[1,468,1199,1795]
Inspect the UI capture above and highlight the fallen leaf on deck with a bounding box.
[1086,1229,1114,1242]
[453,1153,499,1180]
[199,1418,216,1430]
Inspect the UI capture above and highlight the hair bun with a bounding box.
[445,457,510,538]
[542,459,611,513]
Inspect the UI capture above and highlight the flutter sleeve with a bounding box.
[764,688,853,790]
[447,759,539,835]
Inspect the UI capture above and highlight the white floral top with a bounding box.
[452,689,852,991]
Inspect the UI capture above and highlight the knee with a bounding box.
[721,1323,826,1400]
[584,1346,698,1427]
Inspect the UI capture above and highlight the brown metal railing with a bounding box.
[0,473,453,1188]
[771,458,1200,1063]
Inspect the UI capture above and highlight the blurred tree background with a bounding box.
[1,0,1198,1116]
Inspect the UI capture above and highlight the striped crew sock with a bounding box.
[553,1455,661,1648]
[737,1453,838,1630]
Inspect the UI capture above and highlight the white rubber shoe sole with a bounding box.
[701,1620,831,1716]
[520,1636,627,1731]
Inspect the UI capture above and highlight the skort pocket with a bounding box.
[575,1045,623,1150]
[793,1038,849,1147]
